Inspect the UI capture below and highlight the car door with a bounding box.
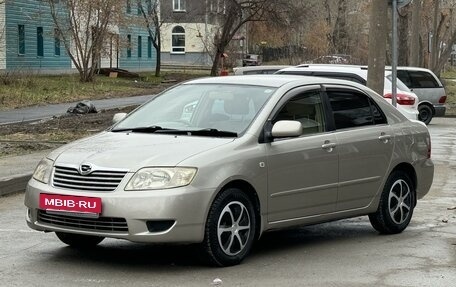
[325,86,394,211]
[266,87,339,223]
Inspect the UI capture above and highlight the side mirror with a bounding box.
[271,120,302,138]
[112,113,127,124]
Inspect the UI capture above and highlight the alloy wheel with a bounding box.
[217,201,251,256]
[388,179,412,225]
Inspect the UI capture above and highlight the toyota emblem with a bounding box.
[79,164,93,175]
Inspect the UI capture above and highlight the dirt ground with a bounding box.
[0,72,206,157]
[0,106,137,157]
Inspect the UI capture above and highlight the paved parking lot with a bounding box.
[0,118,455,287]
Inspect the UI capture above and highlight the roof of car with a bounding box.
[385,66,436,73]
[232,65,292,74]
[183,75,366,89]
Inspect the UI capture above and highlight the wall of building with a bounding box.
[160,22,216,66]
[0,2,6,70]
[5,0,71,72]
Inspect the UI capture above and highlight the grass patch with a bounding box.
[0,71,209,110]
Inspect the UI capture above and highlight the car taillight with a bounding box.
[439,95,447,103]
[383,93,416,105]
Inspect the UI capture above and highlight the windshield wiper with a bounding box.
[112,126,237,137]
[111,125,173,133]
[186,128,238,137]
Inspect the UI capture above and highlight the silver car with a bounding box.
[25,75,434,266]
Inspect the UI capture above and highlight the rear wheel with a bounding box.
[418,105,433,125]
[202,188,256,267]
[369,170,415,234]
[55,232,104,248]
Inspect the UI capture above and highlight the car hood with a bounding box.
[51,132,235,171]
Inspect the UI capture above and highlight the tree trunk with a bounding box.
[398,6,410,66]
[367,0,388,96]
[332,0,348,54]
[155,33,161,77]
[409,0,421,67]
[211,50,222,76]
[430,1,440,69]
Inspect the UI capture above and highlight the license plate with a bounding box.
[39,193,102,214]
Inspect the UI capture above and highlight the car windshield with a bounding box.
[112,84,276,136]
[385,74,411,92]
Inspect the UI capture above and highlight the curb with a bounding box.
[0,173,32,197]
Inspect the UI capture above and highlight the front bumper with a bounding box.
[24,178,215,243]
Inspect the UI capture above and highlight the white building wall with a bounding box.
[0,2,6,70]
[161,23,218,54]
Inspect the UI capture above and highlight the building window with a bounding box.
[54,28,61,56]
[127,34,131,58]
[18,25,25,55]
[171,26,185,53]
[37,27,44,57]
[126,0,131,13]
[173,0,186,11]
[138,36,142,58]
[148,36,152,58]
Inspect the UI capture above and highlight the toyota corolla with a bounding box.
[25,75,434,266]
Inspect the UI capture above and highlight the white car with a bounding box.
[233,65,292,75]
[276,65,419,120]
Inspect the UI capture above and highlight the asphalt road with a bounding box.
[0,118,455,287]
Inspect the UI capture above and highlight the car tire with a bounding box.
[202,188,256,267]
[55,232,104,248]
[418,105,433,125]
[369,170,415,234]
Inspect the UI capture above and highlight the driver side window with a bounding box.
[273,91,326,135]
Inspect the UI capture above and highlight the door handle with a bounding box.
[322,141,336,152]
[378,133,391,143]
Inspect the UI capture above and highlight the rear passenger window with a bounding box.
[327,90,386,129]
[408,71,439,88]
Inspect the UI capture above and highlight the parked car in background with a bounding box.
[276,64,419,121]
[233,65,291,75]
[387,67,446,125]
[311,54,352,64]
[242,54,261,66]
[25,75,433,266]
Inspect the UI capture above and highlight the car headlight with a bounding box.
[32,158,54,184]
[125,167,197,191]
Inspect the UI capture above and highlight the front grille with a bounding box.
[53,166,127,192]
[37,210,129,233]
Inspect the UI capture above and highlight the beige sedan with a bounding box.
[25,75,434,266]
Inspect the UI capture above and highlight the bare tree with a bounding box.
[367,0,388,95]
[409,0,422,66]
[137,0,162,77]
[47,0,122,82]
[209,0,289,76]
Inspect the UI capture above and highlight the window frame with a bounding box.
[171,26,185,54]
[37,27,44,57]
[137,35,142,58]
[127,34,132,58]
[147,36,152,58]
[172,0,186,12]
[18,24,25,55]
[54,28,61,56]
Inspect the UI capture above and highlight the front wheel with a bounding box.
[202,188,257,267]
[55,232,104,248]
[369,170,415,234]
